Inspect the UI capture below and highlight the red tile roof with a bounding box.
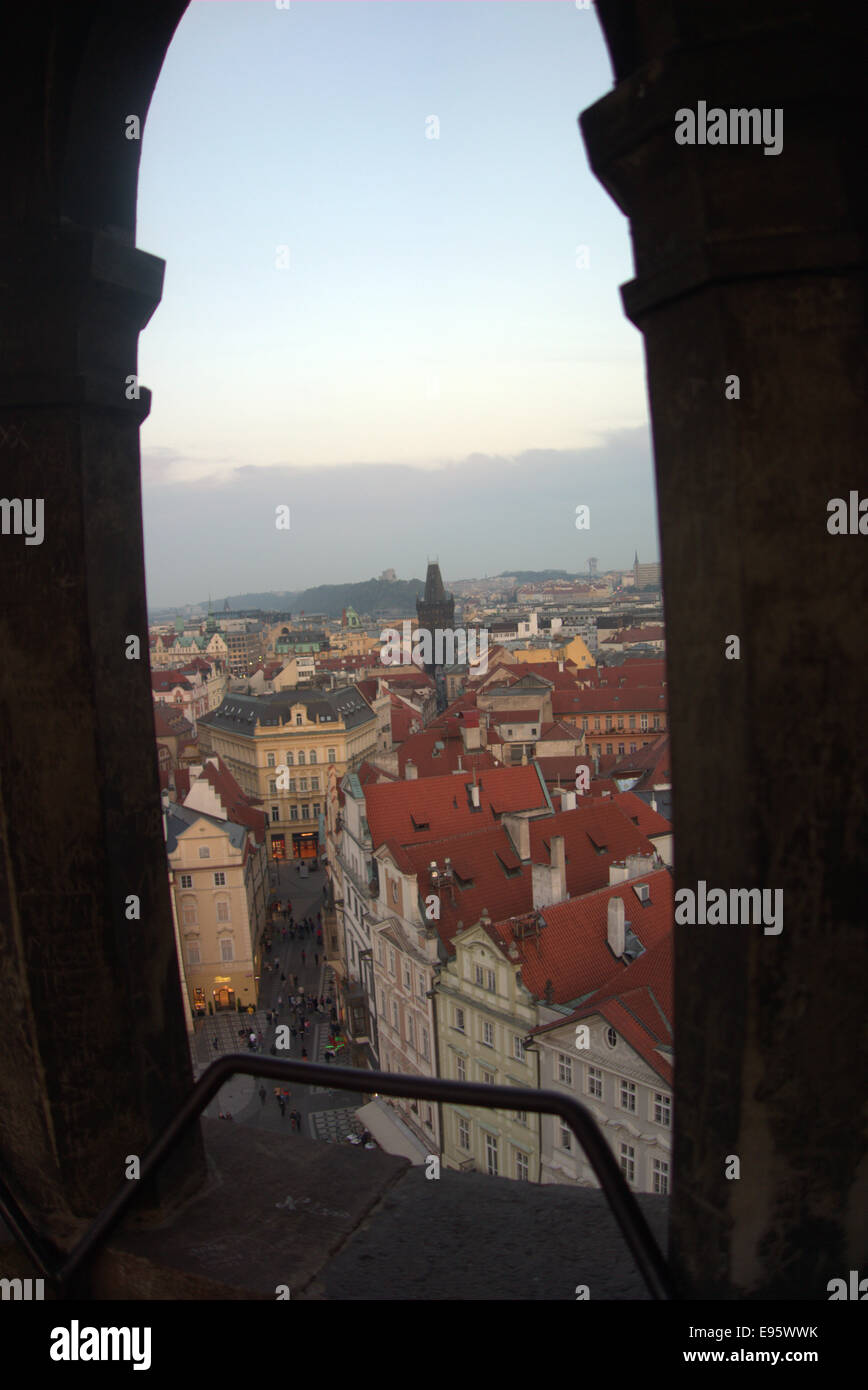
[487,708,545,726]
[531,933,673,1084]
[608,790,671,836]
[365,765,549,849]
[397,727,498,779]
[394,825,536,945]
[192,755,266,841]
[491,869,672,1006]
[528,802,660,899]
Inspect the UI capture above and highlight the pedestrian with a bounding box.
[277,995,283,1009]
[280,971,286,982]
[257,1030,264,1048]
[314,952,319,967]
[330,1007,337,1023]
[304,1019,310,1034]
[212,1036,219,1050]
[259,1086,266,1105]
[278,1097,286,1117]
[273,1087,281,1100]
[301,1047,308,1060]
[248,1030,257,1050]
[301,949,306,964]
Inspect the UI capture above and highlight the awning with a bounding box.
[355,1099,432,1165]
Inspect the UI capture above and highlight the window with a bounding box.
[297,751,305,765]
[418,973,426,999]
[182,903,197,927]
[482,1020,494,1048]
[271,806,279,822]
[296,713,303,725]
[289,779,296,793]
[388,947,396,976]
[514,1150,529,1182]
[556,1052,573,1085]
[328,748,336,762]
[392,1000,399,1032]
[179,874,193,889]
[311,776,320,791]
[618,743,625,755]
[559,1121,572,1151]
[198,847,210,859]
[587,1065,603,1099]
[213,872,226,886]
[216,901,230,923]
[456,1055,466,1082]
[605,717,613,732]
[630,743,637,753]
[481,1068,495,1086]
[513,1034,526,1062]
[377,939,384,965]
[485,1134,499,1176]
[474,964,483,985]
[606,743,613,754]
[606,1026,618,1049]
[458,1117,470,1151]
[403,963,411,988]
[640,715,648,731]
[620,1080,637,1113]
[266,752,276,767]
[454,1007,465,1032]
[309,749,317,764]
[301,804,309,819]
[187,943,200,965]
[486,968,496,992]
[313,803,320,818]
[652,1157,670,1195]
[654,1092,671,1127]
[299,778,308,792]
[268,779,277,795]
[220,938,234,962]
[290,805,298,820]
[421,1027,429,1059]
[620,1142,635,1184]
[594,718,600,731]
[284,752,294,765]
[407,1014,415,1047]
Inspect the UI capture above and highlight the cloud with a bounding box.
[141,426,658,608]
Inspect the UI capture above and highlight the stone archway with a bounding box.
[1,1,866,1296]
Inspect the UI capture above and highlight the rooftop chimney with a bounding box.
[608,896,626,957]
[469,781,481,808]
[405,759,418,780]
[550,835,567,901]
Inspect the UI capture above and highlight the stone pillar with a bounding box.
[582,3,868,1296]
[0,2,202,1248]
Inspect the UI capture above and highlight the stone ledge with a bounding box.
[1,1120,668,1300]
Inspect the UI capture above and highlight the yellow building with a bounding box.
[197,688,378,863]
[437,919,540,1180]
[509,635,594,668]
[165,797,268,1018]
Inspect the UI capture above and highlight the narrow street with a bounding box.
[192,859,369,1144]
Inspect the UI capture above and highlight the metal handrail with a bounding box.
[0,1056,674,1300]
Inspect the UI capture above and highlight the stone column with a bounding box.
[0,1,202,1249]
[582,2,868,1296]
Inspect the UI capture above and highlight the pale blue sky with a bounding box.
[138,1,659,607]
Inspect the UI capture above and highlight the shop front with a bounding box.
[292,829,318,860]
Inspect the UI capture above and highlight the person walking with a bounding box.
[301,948,306,965]
[301,1047,308,1060]
[314,952,319,967]
[278,1097,286,1118]
[259,1086,266,1106]
[293,974,299,990]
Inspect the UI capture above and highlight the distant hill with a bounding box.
[162,579,427,622]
